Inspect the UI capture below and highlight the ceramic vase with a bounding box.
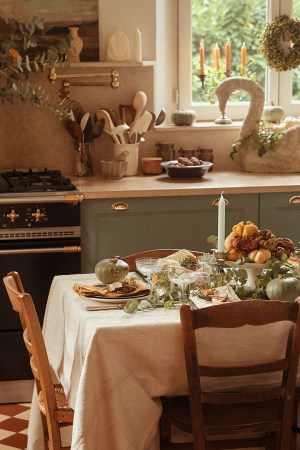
[67,27,83,63]
[112,143,139,176]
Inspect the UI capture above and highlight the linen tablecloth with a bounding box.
[27,273,300,450]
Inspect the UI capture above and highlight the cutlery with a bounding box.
[155,108,166,126]
[111,123,130,144]
[80,113,91,142]
[134,110,153,142]
[119,104,135,125]
[128,91,147,138]
[95,109,120,143]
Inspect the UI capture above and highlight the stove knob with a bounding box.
[31,208,47,223]
[5,208,20,223]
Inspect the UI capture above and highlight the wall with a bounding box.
[0,0,242,175]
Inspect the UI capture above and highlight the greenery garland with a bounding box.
[259,15,300,72]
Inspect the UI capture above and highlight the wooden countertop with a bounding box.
[70,171,300,199]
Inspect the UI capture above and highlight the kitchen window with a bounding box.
[178,0,300,120]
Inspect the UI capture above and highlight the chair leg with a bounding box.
[160,415,172,448]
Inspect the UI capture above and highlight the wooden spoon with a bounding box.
[95,110,119,143]
[129,91,147,138]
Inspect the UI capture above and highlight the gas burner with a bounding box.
[0,169,77,194]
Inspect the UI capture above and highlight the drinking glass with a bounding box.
[168,268,197,303]
[135,258,160,283]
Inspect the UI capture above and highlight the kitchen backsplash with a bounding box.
[0,66,241,174]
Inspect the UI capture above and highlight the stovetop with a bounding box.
[0,169,77,194]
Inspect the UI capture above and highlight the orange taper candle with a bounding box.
[225,39,231,73]
[241,42,247,74]
[199,40,205,76]
[214,43,220,71]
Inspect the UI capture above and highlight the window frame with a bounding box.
[178,0,299,120]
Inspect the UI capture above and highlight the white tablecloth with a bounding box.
[27,274,300,450]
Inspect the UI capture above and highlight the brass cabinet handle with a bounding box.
[212,197,230,206]
[289,196,300,204]
[111,202,129,210]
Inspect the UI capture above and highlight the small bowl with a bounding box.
[100,160,127,179]
[161,160,213,179]
[141,157,163,175]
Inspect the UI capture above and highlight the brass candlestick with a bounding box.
[199,74,206,90]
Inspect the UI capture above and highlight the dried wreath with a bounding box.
[259,15,300,72]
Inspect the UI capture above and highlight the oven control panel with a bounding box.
[0,202,80,229]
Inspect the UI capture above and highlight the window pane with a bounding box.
[292,0,300,100]
[192,0,266,104]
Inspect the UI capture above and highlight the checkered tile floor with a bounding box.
[0,403,30,450]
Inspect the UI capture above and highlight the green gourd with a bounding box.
[171,109,196,126]
[95,256,129,284]
[266,277,300,302]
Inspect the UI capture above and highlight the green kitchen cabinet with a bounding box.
[81,194,258,272]
[259,192,300,245]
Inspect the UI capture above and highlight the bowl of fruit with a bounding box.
[161,157,213,178]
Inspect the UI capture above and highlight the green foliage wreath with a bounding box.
[259,15,300,72]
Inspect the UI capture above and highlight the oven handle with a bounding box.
[0,246,81,255]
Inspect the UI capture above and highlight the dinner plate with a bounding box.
[89,291,150,304]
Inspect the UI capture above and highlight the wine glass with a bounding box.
[135,257,160,283]
[168,268,197,303]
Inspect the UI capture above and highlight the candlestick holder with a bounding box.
[215,114,232,125]
[199,74,206,90]
[211,249,228,286]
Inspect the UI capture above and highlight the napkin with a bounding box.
[73,281,150,298]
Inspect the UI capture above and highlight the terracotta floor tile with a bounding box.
[1,432,28,449]
[0,405,29,417]
[0,417,28,433]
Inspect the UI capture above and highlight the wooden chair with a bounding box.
[121,249,203,271]
[3,271,74,450]
[160,299,300,450]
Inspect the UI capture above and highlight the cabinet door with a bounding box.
[260,192,300,244]
[81,194,258,272]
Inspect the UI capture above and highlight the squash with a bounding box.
[248,249,271,264]
[95,256,129,284]
[171,109,196,126]
[231,221,258,237]
[266,277,300,302]
[226,248,247,262]
[262,104,285,123]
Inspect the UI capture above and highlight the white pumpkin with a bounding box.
[262,104,285,123]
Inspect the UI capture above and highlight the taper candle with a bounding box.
[241,42,247,75]
[225,38,231,73]
[199,40,205,76]
[214,43,220,71]
[217,192,226,253]
[133,28,142,62]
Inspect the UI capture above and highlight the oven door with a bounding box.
[0,238,81,384]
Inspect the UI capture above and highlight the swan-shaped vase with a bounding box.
[216,77,300,172]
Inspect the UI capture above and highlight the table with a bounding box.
[27,273,300,450]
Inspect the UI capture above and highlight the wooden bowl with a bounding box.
[141,157,163,175]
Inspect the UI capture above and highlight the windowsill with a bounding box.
[154,121,243,131]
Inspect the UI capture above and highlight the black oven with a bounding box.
[0,170,82,402]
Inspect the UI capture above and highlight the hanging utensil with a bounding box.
[128,91,147,138]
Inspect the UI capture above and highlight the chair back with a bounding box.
[3,271,62,448]
[180,299,300,449]
[121,249,203,271]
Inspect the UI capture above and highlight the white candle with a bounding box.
[133,28,142,62]
[217,192,226,253]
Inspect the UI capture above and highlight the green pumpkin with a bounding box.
[95,256,129,284]
[266,277,300,302]
[171,109,196,126]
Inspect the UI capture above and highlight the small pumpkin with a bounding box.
[248,248,271,264]
[95,256,129,284]
[266,277,300,302]
[171,109,196,126]
[226,248,247,262]
[231,221,258,237]
[262,104,285,123]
